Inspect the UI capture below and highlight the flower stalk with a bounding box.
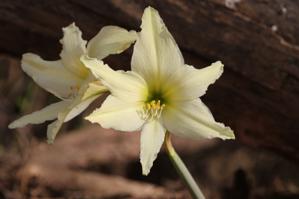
[164,132,206,199]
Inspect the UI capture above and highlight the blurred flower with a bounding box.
[9,23,137,143]
[81,7,235,175]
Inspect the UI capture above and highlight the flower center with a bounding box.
[138,100,166,121]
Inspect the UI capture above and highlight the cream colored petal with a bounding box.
[163,99,235,140]
[65,95,99,122]
[22,53,82,99]
[87,26,137,60]
[168,61,224,101]
[131,6,184,86]
[47,94,100,143]
[140,119,166,175]
[47,120,60,144]
[60,23,89,79]
[81,80,108,101]
[81,56,148,102]
[8,101,70,129]
[85,95,145,132]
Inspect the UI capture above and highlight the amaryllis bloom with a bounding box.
[9,23,136,143]
[81,7,235,175]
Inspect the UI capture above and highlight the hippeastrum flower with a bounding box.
[9,23,137,143]
[81,7,235,175]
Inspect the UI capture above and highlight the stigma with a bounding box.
[138,100,166,121]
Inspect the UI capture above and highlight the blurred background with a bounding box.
[1,0,299,198]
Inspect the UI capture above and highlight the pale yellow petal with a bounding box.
[8,101,70,129]
[166,61,224,101]
[163,99,235,140]
[140,119,166,175]
[47,120,60,144]
[131,6,184,86]
[87,26,137,60]
[81,56,148,102]
[60,23,89,79]
[47,93,100,143]
[85,95,145,132]
[81,81,108,101]
[21,53,82,99]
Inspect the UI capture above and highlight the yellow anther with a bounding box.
[138,100,166,121]
[157,100,161,107]
[150,100,155,107]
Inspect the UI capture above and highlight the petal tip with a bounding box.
[142,6,160,24]
[129,30,138,40]
[8,122,16,129]
[140,158,153,176]
[62,22,79,32]
[206,60,225,84]
[214,60,224,66]
[8,119,27,129]
[47,121,61,145]
[84,115,94,123]
[144,6,157,13]
[141,160,151,176]
[22,53,33,60]
[21,53,38,68]
[47,139,54,144]
[212,60,224,72]
[220,126,235,140]
[84,114,101,125]
[142,167,150,176]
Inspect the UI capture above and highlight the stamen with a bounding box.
[138,100,165,121]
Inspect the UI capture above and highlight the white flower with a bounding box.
[9,23,137,143]
[81,7,235,175]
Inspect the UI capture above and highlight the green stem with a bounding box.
[164,132,206,199]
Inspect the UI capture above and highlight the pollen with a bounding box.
[138,100,166,121]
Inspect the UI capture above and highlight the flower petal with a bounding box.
[47,94,100,143]
[131,6,184,86]
[140,119,166,175]
[85,95,145,132]
[65,95,99,122]
[81,81,108,101]
[81,56,148,102]
[60,23,89,79]
[169,61,224,101]
[47,120,60,144]
[22,53,82,99]
[87,26,137,60]
[163,99,235,140]
[8,101,70,129]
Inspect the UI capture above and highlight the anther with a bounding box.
[138,100,165,121]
